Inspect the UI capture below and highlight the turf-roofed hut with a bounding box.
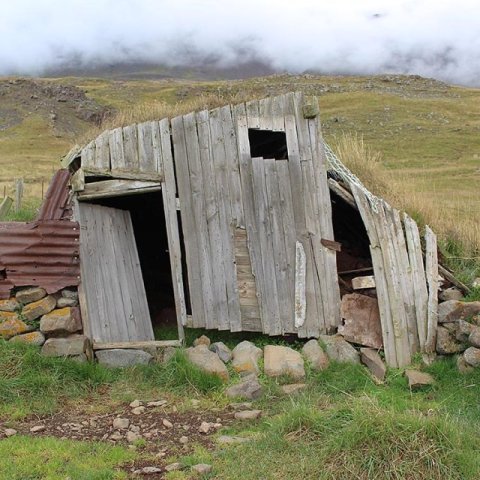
[2,92,462,367]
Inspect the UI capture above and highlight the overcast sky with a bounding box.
[1,0,479,85]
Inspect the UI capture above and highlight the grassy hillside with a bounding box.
[1,73,479,254]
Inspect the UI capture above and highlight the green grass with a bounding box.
[2,197,41,221]
[0,436,134,480]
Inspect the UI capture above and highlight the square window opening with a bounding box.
[248,129,288,160]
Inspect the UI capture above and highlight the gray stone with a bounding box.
[468,328,480,348]
[193,335,211,347]
[457,355,474,374]
[165,463,183,472]
[264,345,305,380]
[16,287,46,304]
[9,331,45,346]
[464,347,480,367]
[360,348,386,381]
[319,335,360,364]
[22,295,56,322]
[234,409,262,420]
[30,425,45,433]
[126,430,141,442]
[302,339,329,370]
[217,435,250,445]
[338,293,383,349]
[438,300,480,323]
[4,428,17,437]
[405,370,434,389]
[0,312,31,339]
[40,307,82,335]
[139,467,162,474]
[129,400,142,408]
[186,345,229,381]
[56,297,78,308]
[61,289,79,300]
[113,418,130,430]
[192,464,212,475]
[210,341,232,363]
[71,353,87,363]
[436,325,466,354]
[281,383,307,395]
[231,341,263,376]
[225,374,263,400]
[132,406,146,415]
[456,320,475,342]
[0,298,20,312]
[439,287,463,302]
[96,349,153,368]
[41,335,90,357]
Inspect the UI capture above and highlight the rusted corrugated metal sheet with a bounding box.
[0,220,80,299]
[36,169,72,221]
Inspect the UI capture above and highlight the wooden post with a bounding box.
[0,196,13,220]
[15,178,24,213]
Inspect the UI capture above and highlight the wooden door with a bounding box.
[77,203,154,343]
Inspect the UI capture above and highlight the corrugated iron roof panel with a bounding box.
[36,169,72,221]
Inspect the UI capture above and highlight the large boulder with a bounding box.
[9,331,45,346]
[210,342,232,363]
[231,341,263,376]
[264,345,305,380]
[96,349,152,368]
[0,298,20,312]
[225,374,263,400]
[40,307,82,335]
[456,320,475,343]
[41,334,91,358]
[15,287,46,304]
[302,339,329,371]
[360,348,386,381]
[468,328,480,348]
[464,347,480,367]
[22,296,56,322]
[435,325,466,354]
[0,312,30,339]
[319,335,360,364]
[439,288,463,302]
[438,300,480,323]
[186,344,229,381]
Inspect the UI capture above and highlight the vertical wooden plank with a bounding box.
[295,241,307,329]
[109,127,125,173]
[245,100,260,129]
[233,103,267,334]
[403,213,428,350]
[94,131,111,172]
[80,141,96,171]
[152,120,164,177]
[209,107,242,332]
[183,112,217,330]
[425,226,438,353]
[123,124,139,172]
[137,122,155,174]
[271,95,285,131]
[258,96,274,130]
[159,118,186,340]
[171,115,205,328]
[196,110,229,331]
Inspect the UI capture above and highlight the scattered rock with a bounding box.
[264,345,305,380]
[234,410,262,421]
[132,406,146,415]
[41,335,90,357]
[162,419,173,428]
[231,341,263,376]
[281,383,307,395]
[126,430,141,442]
[464,347,480,367]
[198,421,212,434]
[319,335,360,364]
[186,344,229,381]
[110,431,123,441]
[137,466,162,474]
[165,463,183,472]
[147,400,167,407]
[360,348,386,381]
[22,295,56,321]
[339,293,383,349]
[56,297,78,308]
[229,402,253,410]
[9,331,45,346]
[225,374,263,400]
[113,418,130,430]
[435,325,466,354]
[179,435,189,444]
[439,287,463,302]
[405,370,434,389]
[61,289,79,300]
[130,399,142,408]
[217,435,250,445]
[0,313,30,339]
[96,349,152,368]
[193,335,211,347]
[16,287,46,304]
[0,298,20,312]
[4,428,17,437]
[30,425,46,433]
[468,328,480,348]
[457,355,474,374]
[302,339,329,371]
[438,300,480,323]
[192,464,212,475]
[456,320,475,342]
[40,307,82,335]
[210,341,232,363]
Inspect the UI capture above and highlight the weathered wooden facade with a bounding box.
[65,92,446,368]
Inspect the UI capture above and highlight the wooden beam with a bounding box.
[71,168,85,192]
[328,178,357,209]
[338,267,374,275]
[78,179,161,200]
[93,340,182,351]
[321,238,342,252]
[438,264,471,294]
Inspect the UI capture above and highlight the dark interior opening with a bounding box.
[88,190,190,331]
[248,129,288,159]
[330,186,374,297]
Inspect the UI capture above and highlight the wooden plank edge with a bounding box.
[93,340,182,350]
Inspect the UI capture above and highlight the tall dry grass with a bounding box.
[331,133,480,258]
